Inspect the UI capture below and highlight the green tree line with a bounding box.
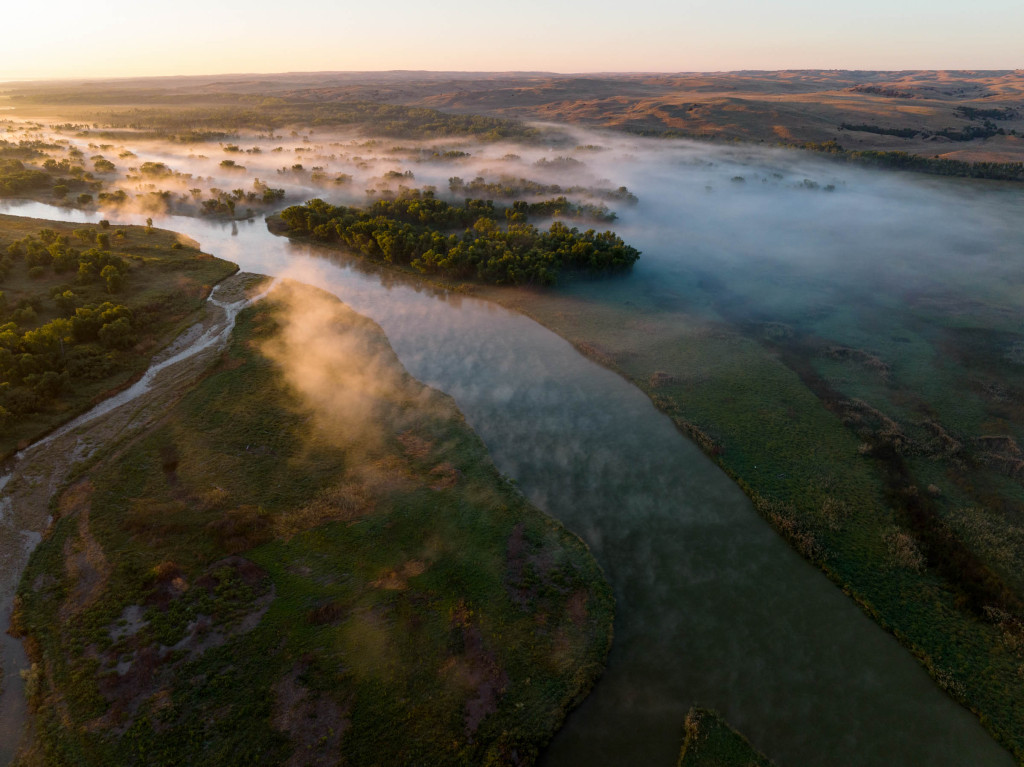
[279,189,640,286]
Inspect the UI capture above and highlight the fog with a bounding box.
[259,278,406,452]
[8,115,1020,320]
[2,115,1023,766]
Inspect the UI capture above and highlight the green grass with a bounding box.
[677,708,774,767]
[0,214,236,456]
[12,285,613,767]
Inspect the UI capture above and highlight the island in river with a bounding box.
[4,235,614,765]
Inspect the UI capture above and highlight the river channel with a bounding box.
[0,198,1014,766]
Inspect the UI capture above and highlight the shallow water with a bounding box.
[0,197,1016,766]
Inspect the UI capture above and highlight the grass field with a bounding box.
[10,283,613,766]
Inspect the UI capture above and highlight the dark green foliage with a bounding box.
[840,123,923,139]
[839,121,1007,141]
[279,190,639,286]
[803,141,1024,181]
[450,175,639,205]
[0,215,235,455]
[955,106,1018,121]
[0,159,51,196]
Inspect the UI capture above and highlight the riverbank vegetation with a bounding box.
[10,283,613,766]
[677,708,773,767]
[448,175,639,205]
[800,140,1024,181]
[0,214,235,456]
[277,189,640,286]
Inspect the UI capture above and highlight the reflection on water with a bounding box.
[0,199,1014,766]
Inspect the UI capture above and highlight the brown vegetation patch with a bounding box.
[397,430,434,459]
[648,370,678,388]
[837,398,912,454]
[272,663,349,767]
[921,419,964,460]
[306,601,345,626]
[59,480,111,619]
[371,559,427,591]
[430,461,460,490]
[441,607,509,739]
[975,434,1024,478]
[752,492,822,562]
[574,340,616,368]
[206,505,275,554]
[566,589,589,627]
[822,345,891,379]
[884,527,926,571]
[504,523,530,608]
[272,462,409,540]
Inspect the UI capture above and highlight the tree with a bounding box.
[100,265,123,294]
[98,316,133,348]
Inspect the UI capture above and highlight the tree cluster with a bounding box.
[803,141,1024,182]
[0,229,137,424]
[0,159,50,196]
[279,189,640,286]
[76,102,542,142]
[449,175,638,205]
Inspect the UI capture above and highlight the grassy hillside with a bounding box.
[10,283,613,766]
[6,70,1023,161]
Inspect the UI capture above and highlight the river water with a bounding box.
[0,198,1014,766]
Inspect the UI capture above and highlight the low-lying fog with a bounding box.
[2,115,1023,767]
[7,115,1020,332]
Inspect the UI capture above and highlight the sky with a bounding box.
[2,0,1023,80]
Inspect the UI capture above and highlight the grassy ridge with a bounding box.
[11,286,613,766]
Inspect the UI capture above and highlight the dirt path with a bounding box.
[0,272,266,763]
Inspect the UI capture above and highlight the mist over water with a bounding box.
[1,121,1022,765]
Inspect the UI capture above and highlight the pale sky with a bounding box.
[2,0,1022,81]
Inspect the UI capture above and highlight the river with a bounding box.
[0,198,1014,766]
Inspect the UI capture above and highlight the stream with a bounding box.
[0,199,1015,766]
